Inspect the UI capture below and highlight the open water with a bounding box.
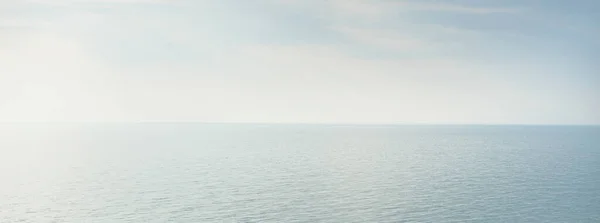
[1,124,599,222]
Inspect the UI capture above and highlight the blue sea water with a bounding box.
[0,124,599,222]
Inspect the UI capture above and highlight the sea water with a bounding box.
[1,124,599,222]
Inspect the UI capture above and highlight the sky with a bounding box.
[0,0,598,124]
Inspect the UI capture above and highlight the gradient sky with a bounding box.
[0,0,598,124]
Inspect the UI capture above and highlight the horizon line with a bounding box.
[0,121,598,127]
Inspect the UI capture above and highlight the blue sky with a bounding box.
[0,0,598,124]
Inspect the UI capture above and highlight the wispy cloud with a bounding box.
[24,0,172,5]
[268,0,522,57]
[335,26,434,51]
[391,1,521,14]
[274,0,520,19]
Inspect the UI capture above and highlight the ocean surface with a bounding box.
[0,124,599,222]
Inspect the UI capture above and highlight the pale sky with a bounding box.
[0,0,598,124]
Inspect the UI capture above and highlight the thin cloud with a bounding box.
[268,0,521,54]
[25,0,172,4]
[393,2,521,14]
[275,0,520,19]
[335,26,434,51]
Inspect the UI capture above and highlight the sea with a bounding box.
[0,123,599,222]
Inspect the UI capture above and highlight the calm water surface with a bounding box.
[1,124,599,222]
